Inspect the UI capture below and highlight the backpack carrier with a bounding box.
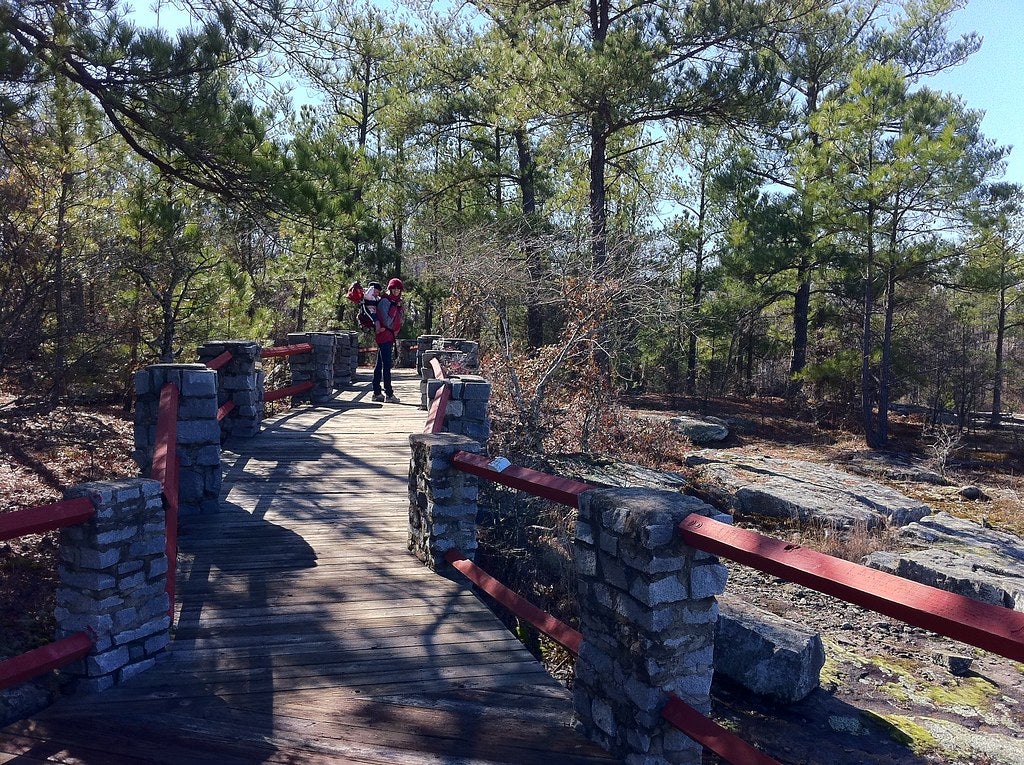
[347,280,381,330]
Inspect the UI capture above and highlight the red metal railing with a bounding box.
[424,385,451,434]
[0,497,99,690]
[0,631,96,690]
[453,451,592,507]
[445,551,582,654]
[679,515,1024,663]
[260,343,313,359]
[259,343,316,403]
[203,350,235,422]
[429,357,445,380]
[446,450,1024,761]
[204,350,234,371]
[216,400,236,421]
[263,380,315,403]
[0,497,96,541]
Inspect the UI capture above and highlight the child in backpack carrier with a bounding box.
[357,282,382,330]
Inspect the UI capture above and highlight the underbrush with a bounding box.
[475,484,580,682]
[0,401,136,660]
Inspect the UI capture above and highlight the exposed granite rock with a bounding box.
[958,485,988,500]
[686,450,933,529]
[541,453,689,493]
[844,451,949,486]
[864,512,1024,611]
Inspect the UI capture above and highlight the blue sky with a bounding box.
[928,1,1024,185]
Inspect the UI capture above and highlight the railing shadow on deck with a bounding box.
[178,377,539,761]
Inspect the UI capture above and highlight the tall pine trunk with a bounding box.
[861,199,881,447]
[990,265,1008,428]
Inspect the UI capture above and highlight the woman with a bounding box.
[372,277,404,403]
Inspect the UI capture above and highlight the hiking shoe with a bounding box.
[371,393,385,402]
[385,395,401,404]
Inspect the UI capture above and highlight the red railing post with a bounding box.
[151,381,180,619]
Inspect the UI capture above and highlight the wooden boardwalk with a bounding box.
[1,368,617,764]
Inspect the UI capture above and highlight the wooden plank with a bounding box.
[7,703,614,765]
[168,618,517,650]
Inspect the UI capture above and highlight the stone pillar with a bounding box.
[287,331,337,403]
[196,340,263,438]
[332,331,358,389]
[430,337,479,370]
[56,479,170,694]
[133,364,221,515]
[439,375,490,446]
[416,334,441,374]
[573,488,730,765]
[408,433,482,574]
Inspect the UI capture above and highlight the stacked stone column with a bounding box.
[572,488,731,765]
[407,433,482,573]
[287,331,337,403]
[332,331,359,389]
[56,479,170,693]
[439,375,491,446]
[196,340,263,438]
[133,364,221,515]
[441,338,480,369]
[416,334,441,374]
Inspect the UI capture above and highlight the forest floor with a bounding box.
[2,392,1023,764]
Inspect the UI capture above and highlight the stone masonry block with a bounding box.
[689,562,729,599]
[86,647,130,676]
[181,368,217,397]
[630,575,687,607]
[119,658,157,684]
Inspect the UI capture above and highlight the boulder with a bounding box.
[668,415,730,445]
[715,594,825,703]
[686,451,932,529]
[864,512,1024,611]
[958,485,988,500]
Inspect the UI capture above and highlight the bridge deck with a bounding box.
[1,368,616,764]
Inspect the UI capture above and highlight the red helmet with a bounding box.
[387,278,404,290]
